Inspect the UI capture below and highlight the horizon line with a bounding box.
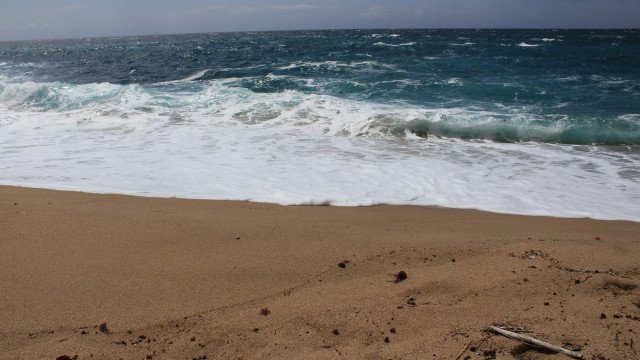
[1,26,638,43]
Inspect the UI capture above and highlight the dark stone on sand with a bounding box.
[483,349,497,359]
[56,357,73,360]
[332,329,340,335]
[395,271,408,282]
[544,302,550,306]
[252,328,259,332]
[338,262,346,268]
[384,337,390,343]
[99,322,109,334]
[190,337,196,341]
[390,328,396,333]
[600,313,607,319]
[260,307,271,316]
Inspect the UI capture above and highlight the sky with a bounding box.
[0,0,639,41]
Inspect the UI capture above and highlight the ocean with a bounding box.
[0,29,639,220]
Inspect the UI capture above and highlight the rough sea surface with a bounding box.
[1,29,639,220]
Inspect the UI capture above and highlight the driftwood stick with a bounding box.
[454,340,472,360]
[488,326,583,359]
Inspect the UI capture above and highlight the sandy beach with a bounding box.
[1,185,639,359]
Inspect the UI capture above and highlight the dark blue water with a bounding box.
[1,29,639,144]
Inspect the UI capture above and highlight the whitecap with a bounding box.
[556,75,580,82]
[371,33,401,38]
[278,60,394,70]
[160,69,211,84]
[277,63,300,70]
[373,42,417,47]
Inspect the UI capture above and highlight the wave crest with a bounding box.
[2,76,640,146]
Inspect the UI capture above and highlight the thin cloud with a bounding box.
[37,3,85,16]
[146,3,321,23]
[362,5,385,18]
[180,3,318,16]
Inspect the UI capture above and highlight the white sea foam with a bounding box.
[517,42,539,47]
[556,75,581,82]
[183,69,211,81]
[1,77,639,221]
[619,114,640,123]
[277,63,299,70]
[371,34,401,39]
[373,42,417,47]
[449,42,475,46]
[277,60,394,70]
[445,78,463,85]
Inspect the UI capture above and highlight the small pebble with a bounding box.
[98,323,109,334]
[395,271,408,282]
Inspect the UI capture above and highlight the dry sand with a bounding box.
[1,185,639,360]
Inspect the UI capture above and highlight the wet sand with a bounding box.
[1,185,639,359]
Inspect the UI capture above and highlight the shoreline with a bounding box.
[1,183,637,224]
[2,185,639,359]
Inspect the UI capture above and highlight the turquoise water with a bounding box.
[1,29,639,145]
